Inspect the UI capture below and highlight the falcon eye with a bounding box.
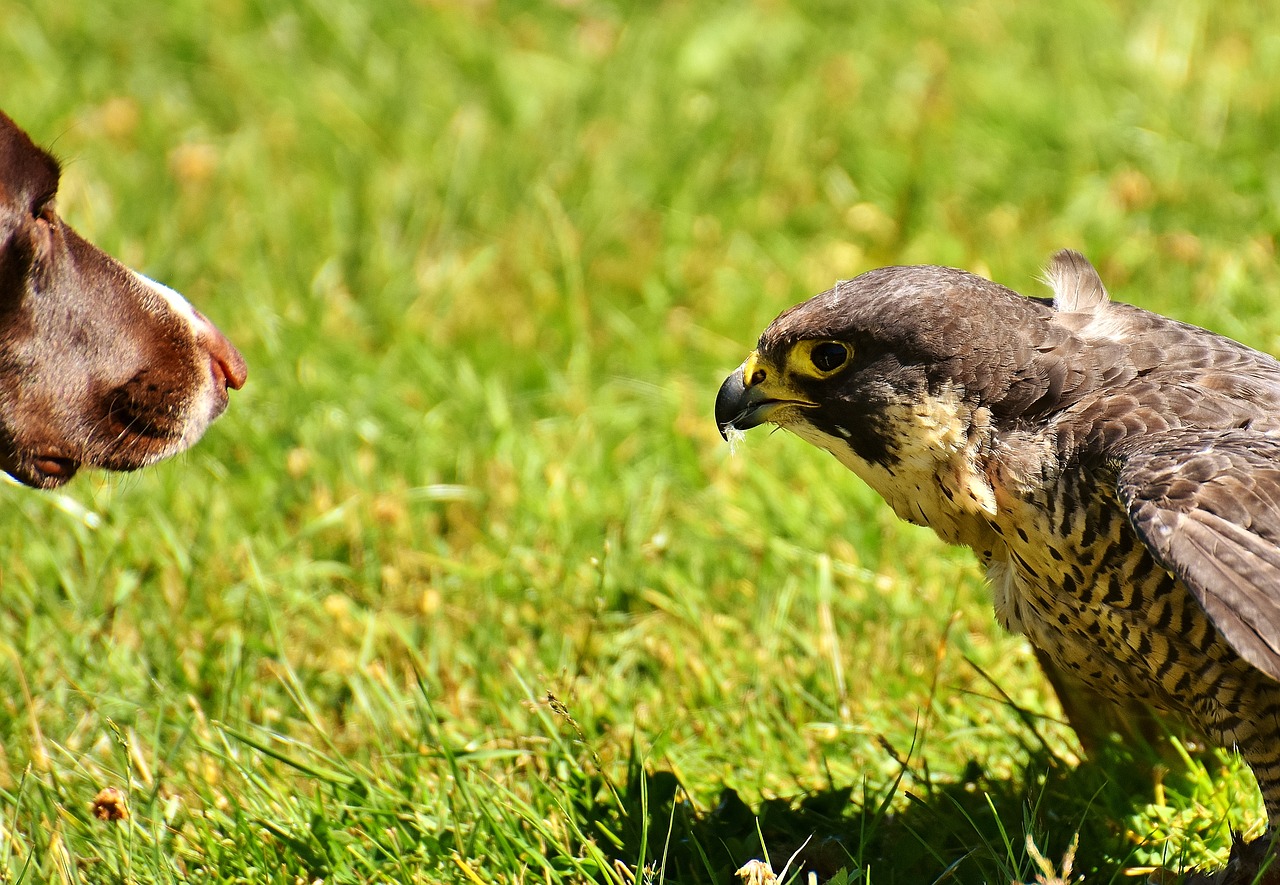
[810,342,849,373]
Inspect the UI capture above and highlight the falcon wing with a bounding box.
[1116,429,1280,682]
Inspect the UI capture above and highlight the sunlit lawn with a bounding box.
[2,1,1280,882]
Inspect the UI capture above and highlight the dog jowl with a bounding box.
[0,110,246,488]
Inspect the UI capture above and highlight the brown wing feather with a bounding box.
[1117,430,1280,681]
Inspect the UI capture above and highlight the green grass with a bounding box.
[2,0,1280,881]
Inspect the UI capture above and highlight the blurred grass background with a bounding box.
[2,0,1280,882]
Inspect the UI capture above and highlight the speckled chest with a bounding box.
[986,465,1248,722]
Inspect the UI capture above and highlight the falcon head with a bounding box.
[713,252,1127,538]
[717,264,1036,465]
[715,252,1117,467]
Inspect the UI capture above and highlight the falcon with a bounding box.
[715,250,1280,879]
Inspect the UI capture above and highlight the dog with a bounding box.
[0,109,245,488]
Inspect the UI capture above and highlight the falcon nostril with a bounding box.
[749,368,766,385]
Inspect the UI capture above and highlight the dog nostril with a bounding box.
[209,352,241,391]
[198,325,247,390]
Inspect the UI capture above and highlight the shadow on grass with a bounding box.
[577,739,1193,884]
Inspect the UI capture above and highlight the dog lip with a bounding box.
[105,390,184,444]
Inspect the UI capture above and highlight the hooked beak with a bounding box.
[715,353,793,440]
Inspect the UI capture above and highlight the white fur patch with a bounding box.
[133,270,202,332]
[129,269,227,448]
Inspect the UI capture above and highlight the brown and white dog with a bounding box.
[0,109,245,488]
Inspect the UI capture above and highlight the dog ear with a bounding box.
[0,191,32,314]
[0,114,62,312]
[0,196,37,316]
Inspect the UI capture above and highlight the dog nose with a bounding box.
[195,317,247,390]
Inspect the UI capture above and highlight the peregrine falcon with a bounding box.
[715,250,1280,877]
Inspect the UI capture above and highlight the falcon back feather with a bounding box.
[1046,248,1110,313]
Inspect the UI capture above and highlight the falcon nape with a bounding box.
[717,250,1280,882]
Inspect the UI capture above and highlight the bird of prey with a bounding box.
[716,250,1280,879]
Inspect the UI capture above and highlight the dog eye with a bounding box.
[810,342,849,373]
[25,198,57,263]
[33,198,56,226]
